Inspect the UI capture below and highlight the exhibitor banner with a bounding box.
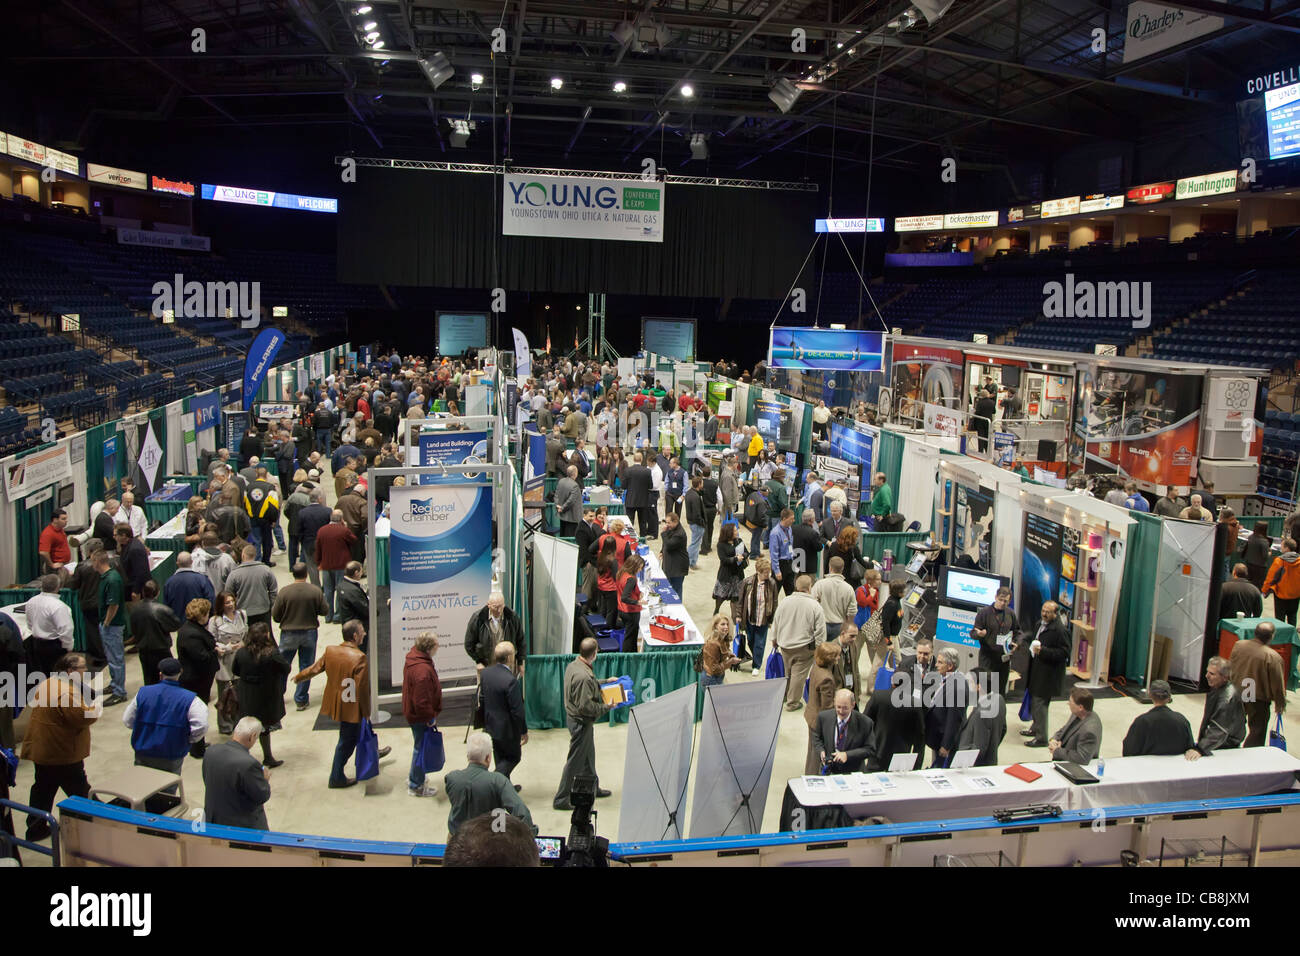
[387,483,493,685]
[417,430,489,485]
[3,443,73,503]
[502,173,665,243]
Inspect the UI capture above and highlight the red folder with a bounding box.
[1004,763,1043,783]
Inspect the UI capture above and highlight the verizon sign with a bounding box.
[87,163,147,190]
[1122,1,1225,64]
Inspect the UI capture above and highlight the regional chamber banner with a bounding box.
[387,484,493,685]
[501,173,665,242]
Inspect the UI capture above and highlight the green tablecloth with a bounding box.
[861,530,930,564]
[523,652,703,729]
[145,533,187,554]
[143,500,187,526]
[150,551,177,589]
[1219,616,1300,691]
[0,588,89,652]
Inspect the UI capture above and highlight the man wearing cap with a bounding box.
[1121,680,1196,757]
[122,657,209,775]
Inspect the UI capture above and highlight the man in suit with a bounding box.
[1187,656,1247,759]
[1123,680,1196,756]
[923,648,967,767]
[544,426,566,478]
[863,671,924,771]
[1048,686,1103,764]
[1219,563,1263,621]
[202,716,272,830]
[481,642,527,781]
[955,670,1006,766]
[820,501,852,572]
[1023,601,1069,747]
[971,586,1019,697]
[555,464,584,538]
[574,508,601,597]
[446,732,536,835]
[811,689,875,774]
[554,638,623,811]
[622,451,657,540]
[897,636,936,718]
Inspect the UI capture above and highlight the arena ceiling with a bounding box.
[7,0,1300,175]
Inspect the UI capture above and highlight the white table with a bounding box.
[637,548,704,649]
[0,603,30,640]
[145,509,188,547]
[785,747,1300,824]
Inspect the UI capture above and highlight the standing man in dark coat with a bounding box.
[1023,601,1070,747]
[923,648,968,768]
[481,642,528,781]
[810,689,875,774]
[863,671,924,772]
[202,717,273,830]
[553,638,620,811]
[970,586,1019,697]
[1122,680,1196,756]
[955,670,1007,767]
[699,466,719,555]
[622,451,656,540]
[1187,656,1247,758]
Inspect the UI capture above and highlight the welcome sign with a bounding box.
[501,173,665,242]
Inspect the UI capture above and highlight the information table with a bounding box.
[145,510,189,554]
[780,747,1300,829]
[637,548,704,650]
[1218,616,1299,691]
[143,482,192,526]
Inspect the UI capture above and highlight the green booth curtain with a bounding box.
[861,531,930,564]
[877,430,906,509]
[523,651,703,730]
[12,442,58,585]
[1110,511,1162,682]
[0,588,88,651]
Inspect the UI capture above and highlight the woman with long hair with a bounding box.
[804,641,845,774]
[595,446,614,485]
[737,557,779,672]
[595,537,620,623]
[699,613,740,689]
[233,622,291,767]
[712,523,745,616]
[617,554,645,652]
[208,590,247,735]
[827,525,871,589]
[611,447,628,491]
[183,496,207,550]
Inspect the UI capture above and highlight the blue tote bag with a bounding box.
[418,721,446,773]
[355,718,380,781]
[764,650,785,680]
[1270,715,1287,752]
[1018,690,1033,723]
[873,649,898,691]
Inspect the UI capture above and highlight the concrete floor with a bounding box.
[9,505,1299,864]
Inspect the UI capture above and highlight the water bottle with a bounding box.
[1096,758,1105,778]
[883,549,893,573]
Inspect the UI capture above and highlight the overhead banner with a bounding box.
[502,173,665,243]
[242,328,286,411]
[894,214,944,232]
[814,217,884,233]
[1175,169,1238,200]
[1078,193,1126,213]
[133,418,165,496]
[151,175,195,197]
[511,327,532,377]
[1122,1,1225,64]
[387,483,493,685]
[943,210,999,229]
[87,163,147,191]
[3,443,73,503]
[1007,203,1041,222]
[768,327,885,372]
[417,430,489,485]
[201,183,338,213]
[1126,180,1176,205]
[117,228,211,252]
[1041,196,1081,218]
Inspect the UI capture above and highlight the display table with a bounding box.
[0,589,88,652]
[779,747,1300,830]
[860,529,929,564]
[1218,616,1299,691]
[143,482,192,526]
[637,548,704,650]
[145,510,189,554]
[523,651,702,729]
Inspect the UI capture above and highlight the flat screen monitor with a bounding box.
[57,483,75,508]
[939,566,1007,607]
[535,836,565,863]
[436,312,489,357]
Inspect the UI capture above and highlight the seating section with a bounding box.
[0,406,41,458]
[1260,410,1300,500]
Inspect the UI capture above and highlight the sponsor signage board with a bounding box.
[894,214,945,232]
[87,163,147,190]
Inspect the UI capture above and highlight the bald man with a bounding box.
[811,688,875,774]
[1024,601,1070,747]
[553,638,616,811]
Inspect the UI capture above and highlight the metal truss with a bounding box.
[335,156,818,191]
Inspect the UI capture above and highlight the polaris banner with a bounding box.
[417,430,489,485]
[512,326,532,377]
[502,173,665,243]
[387,483,492,685]
[242,328,286,411]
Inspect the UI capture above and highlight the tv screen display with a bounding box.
[436,312,489,356]
[941,567,1004,607]
[1265,81,1300,160]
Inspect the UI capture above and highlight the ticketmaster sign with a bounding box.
[501,173,664,243]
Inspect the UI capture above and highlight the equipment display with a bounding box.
[641,317,696,362]
[939,566,1005,607]
[769,327,885,372]
[436,312,489,356]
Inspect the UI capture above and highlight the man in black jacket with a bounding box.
[811,689,875,773]
[481,641,528,781]
[113,526,151,602]
[1219,563,1263,621]
[464,593,526,670]
[203,717,272,830]
[622,451,656,540]
[1122,680,1196,756]
[699,466,719,555]
[129,580,181,685]
[296,488,332,588]
[1023,601,1070,747]
[684,477,706,570]
[970,586,1019,697]
[923,648,968,768]
[1187,656,1246,759]
[336,562,369,640]
[792,509,824,577]
[863,671,924,772]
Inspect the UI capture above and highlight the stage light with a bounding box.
[418,52,454,90]
[769,77,801,113]
[551,76,564,90]
[364,31,380,41]
[689,132,708,160]
[449,118,472,148]
[354,5,371,14]
[371,40,385,49]
[471,73,484,90]
[680,83,694,98]
[613,80,628,93]
[362,20,377,30]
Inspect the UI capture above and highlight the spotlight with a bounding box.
[680,83,694,98]
[380,58,391,66]
[364,31,380,41]
[471,73,484,90]
[362,20,377,30]
[373,92,383,101]
[372,40,385,49]
[769,77,801,113]
[551,76,564,91]
[689,132,708,160]
[354,4,372,13]
[418,52,454,90]
[612,80,628,93]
